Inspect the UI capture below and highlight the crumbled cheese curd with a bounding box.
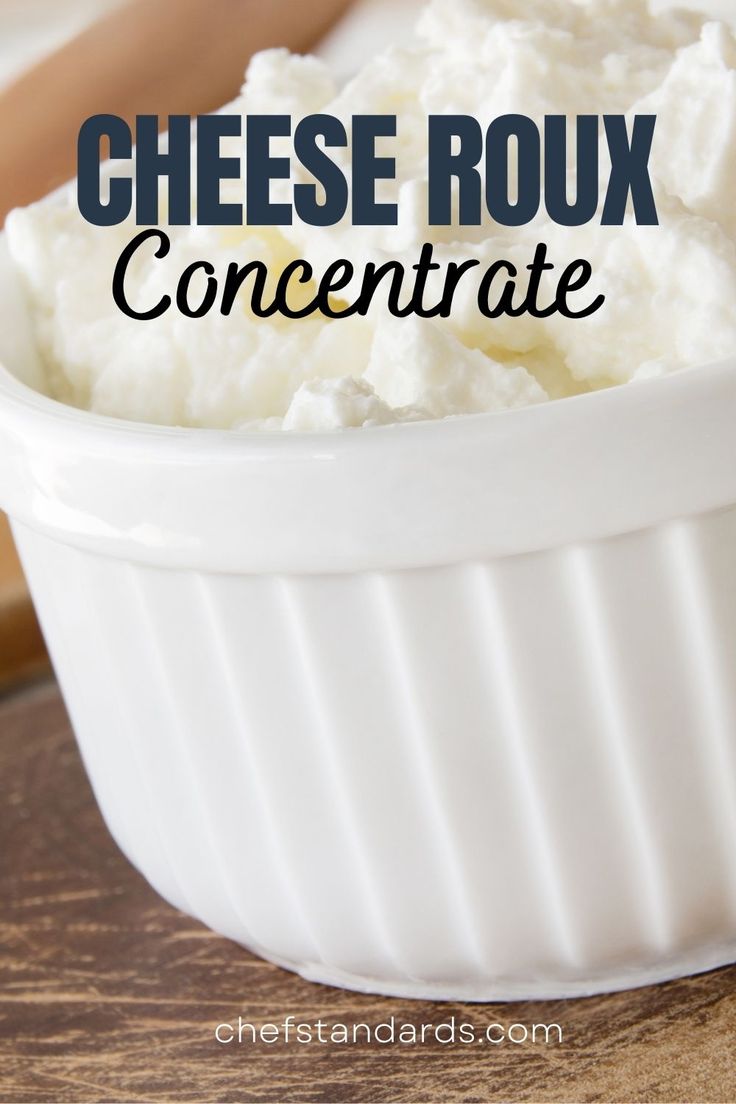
[5,0,736,430]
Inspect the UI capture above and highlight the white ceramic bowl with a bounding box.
[1,235,736,1000]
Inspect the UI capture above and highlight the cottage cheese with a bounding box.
[6,0,736,430]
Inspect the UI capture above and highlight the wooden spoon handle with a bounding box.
[0,0,354,219]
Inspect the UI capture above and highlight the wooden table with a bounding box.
[2,680,735,1104]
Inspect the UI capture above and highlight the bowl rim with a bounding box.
[0,336,732,458]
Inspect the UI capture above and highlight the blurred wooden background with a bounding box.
[0,521,46,690]
[0,0,355,689]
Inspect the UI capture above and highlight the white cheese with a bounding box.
[6,0,736,430]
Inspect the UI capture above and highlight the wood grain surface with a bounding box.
[0,524,47,691]
[1,680,735,1104]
